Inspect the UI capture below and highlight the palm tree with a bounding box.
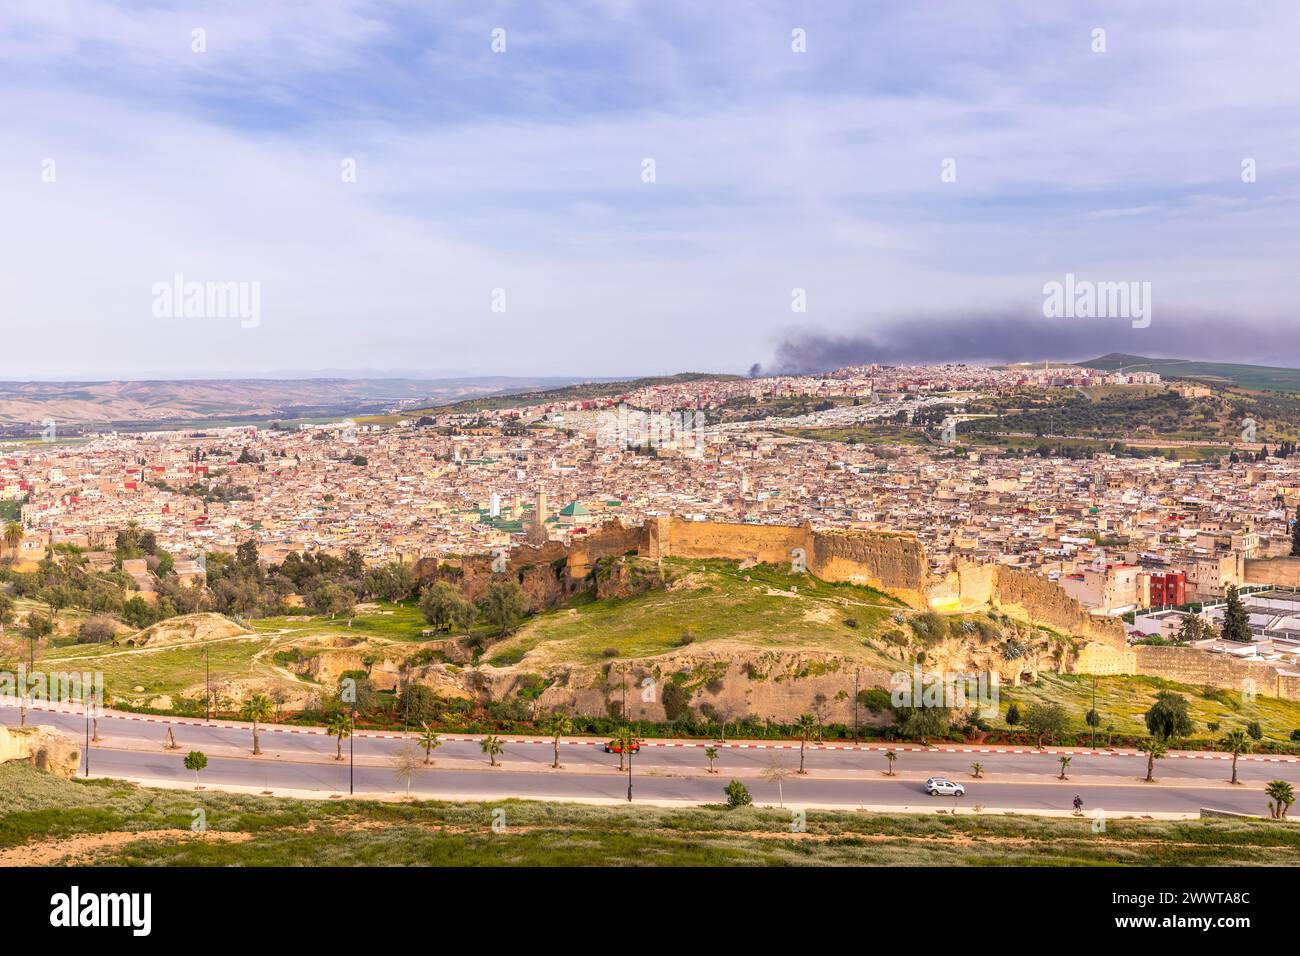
[1140,739,1167,782]
[326,711,351,760]
[970,762,984,779]
[1221,729,1250,785]
[704,745,719,773]
[884,749,897,776]
[418,722,442,764]
[3,521,22,562]
[240,693,273,755]
[481,734,503,767]
[613,724,635,772]
[542,712,572,769]
[794,714,817,774]
[1058,755,1071,780]
[1266,780,1295,819]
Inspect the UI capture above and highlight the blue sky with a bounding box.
[1,1,1298,378]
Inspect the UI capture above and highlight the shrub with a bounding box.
[844,618,858,629]
[724,779,752,808]
[1246,721,1263,741]
[662,681,692,722]
[601,647,619,658]
[77,615,119,645]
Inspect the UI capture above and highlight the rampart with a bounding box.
[1134,644,1300,701]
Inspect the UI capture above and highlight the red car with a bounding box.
[603,738,642,754]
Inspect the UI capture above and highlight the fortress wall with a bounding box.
[809,529,932,608]
[566,520,649,578]
[1133,644,1298,700]
[987,567,1128,649]
[1245,557,1300,588]
[1073,642,1137,676]
[651,516,811,565]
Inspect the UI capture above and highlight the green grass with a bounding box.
[488,558,905,667]
[251,599,432,642]
[3,764,1299,866]
[1078,353,1300,393]
[1002,673,1300,746]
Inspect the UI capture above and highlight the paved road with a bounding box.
[6,701,1297,814]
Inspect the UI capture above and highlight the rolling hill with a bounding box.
[1077,353,1300,393]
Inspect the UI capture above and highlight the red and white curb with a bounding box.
[4,696,1296,762]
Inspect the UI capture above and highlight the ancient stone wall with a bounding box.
[987,567,1128,649]
[1133,644,1300,700]
[809,528,931,606]
[1245,557,1300,588]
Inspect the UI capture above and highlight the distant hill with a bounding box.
[0,376,591,432]
[1076,353,1300,393]
[398,372,742,417]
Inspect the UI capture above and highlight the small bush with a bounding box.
[724,779,752,808]
[601,647,619,658]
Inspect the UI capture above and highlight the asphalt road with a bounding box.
[6,700,1298,815]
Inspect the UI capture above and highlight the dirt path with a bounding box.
[0,829,253,866]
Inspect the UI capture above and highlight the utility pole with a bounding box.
[626,737,634,802]
[1090,678,1098,750]
[204,646,211,723]
[853,668,860,743]
[83,701,90,778]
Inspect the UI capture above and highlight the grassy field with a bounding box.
[1000,673,1300,746]
[1077,353,1300,393]
[2,763,1298,866]
[487,558,906,667]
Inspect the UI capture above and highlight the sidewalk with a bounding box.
[6,694,1296,764]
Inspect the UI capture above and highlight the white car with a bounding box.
[924,777,966,797]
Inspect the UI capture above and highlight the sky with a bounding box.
[1,0,1298,379]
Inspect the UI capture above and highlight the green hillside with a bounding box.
[399,372,741,418]
[1077,353,1300,393]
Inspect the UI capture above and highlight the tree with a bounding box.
[326,711,351,760]
[1177,614,1205,643]
[77,615,118,645]
[1266,780,1295,819]
[418,722,442,764]
[884,749,897,776]
[1220,585,1252,643]
[612,725,635,771]
[481,734,504,767]
[391,741,424,798]
[184,750,207,787]
[725,779,752,809]
[970,762,984,779]
[794,713,817,774]
[542,712,572,769]
[759,753,792,807]
[1004,702,1021,726]
[1058,755,1071,779]
[1023,703,1069,749]
[482,580,528,636]
[1245,720,1263,741]
[240,693,273,755]
[0,593,13,634]
[1221,729,1250,785]
[1291,506,1300,558]
[3,521,22,561]
[311,582,356,625]
[419,581,476,633]
[1145,691,1194,742]
[704,745,720,773]
[1140,738,1168,782]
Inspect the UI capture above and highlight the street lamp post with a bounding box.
[626,739,634,802]
[853,668,860,743]
[83,702,90,778]
[204,646,211,724]
[349,709,356,795]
